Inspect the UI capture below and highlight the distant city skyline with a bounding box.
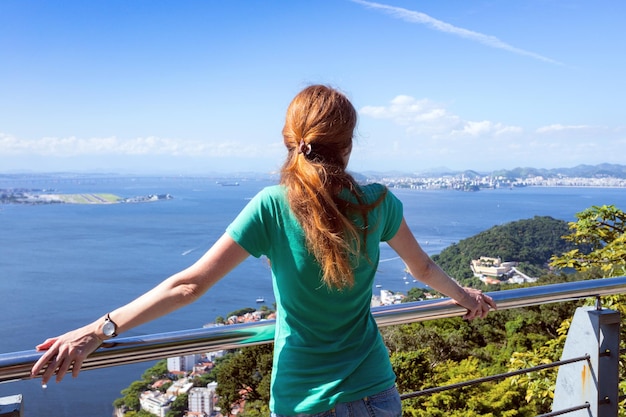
[1,1,624,175]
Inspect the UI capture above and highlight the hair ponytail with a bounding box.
[280,85,382,289]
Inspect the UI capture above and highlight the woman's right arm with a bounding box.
[31,233,250,385]
[387,218,496,319]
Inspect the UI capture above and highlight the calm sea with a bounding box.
[1,176,625,417]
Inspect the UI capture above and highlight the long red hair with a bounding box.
[280,85,384,289]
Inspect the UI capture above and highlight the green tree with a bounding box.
[216,344,273,413]
[390,350,432,394]
[550,204,626,276]
[142,360,169,380]
[241,399,271,417]
[192,370,216,387]
[227,307,257,317]
[404,287,428,302]
[119,380,151,411]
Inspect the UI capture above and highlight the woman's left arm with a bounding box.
[388,219,497,319]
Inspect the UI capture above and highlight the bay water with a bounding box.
[1,176,625,416]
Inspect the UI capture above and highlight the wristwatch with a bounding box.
[102,313,118,338]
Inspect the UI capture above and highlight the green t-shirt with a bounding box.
[226,183,403,415]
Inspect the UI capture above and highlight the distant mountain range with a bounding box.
[357,163,626,180]
[490,163,626,179]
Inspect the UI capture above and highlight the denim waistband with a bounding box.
[271,385,402,417]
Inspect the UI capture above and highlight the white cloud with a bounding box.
[354,94,625,171]
[360,95,522,140]
[0,133,22,152]
[535,124,594,133]
[361,96,462,135]
[494,126,524,136]
[451,121,524,137]
[350,0,562,65]
[455,121,493,136]
[0,133,282,159]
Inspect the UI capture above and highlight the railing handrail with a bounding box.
[2,276,625,384]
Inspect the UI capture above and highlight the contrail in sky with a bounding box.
[350,0,562,65]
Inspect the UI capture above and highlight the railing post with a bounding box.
[552,306,621,416]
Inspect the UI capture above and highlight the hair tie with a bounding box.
[297,139,312,156]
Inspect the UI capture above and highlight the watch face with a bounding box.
[103,320,116,337]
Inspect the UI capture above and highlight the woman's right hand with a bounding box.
[31,325,103,385]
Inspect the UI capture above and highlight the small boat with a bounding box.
[256,296,265,303]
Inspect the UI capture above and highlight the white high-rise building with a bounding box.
[188,382,218,416]
[167,354,200,373]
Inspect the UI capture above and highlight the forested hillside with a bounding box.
[432,216,580,285]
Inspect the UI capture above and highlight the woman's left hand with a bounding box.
[459,287,497,320]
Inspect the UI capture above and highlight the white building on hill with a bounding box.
[140,391,174,417]
[471,256,518,278]
[471,256,536,284]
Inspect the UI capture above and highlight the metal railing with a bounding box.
[1,276,625,417]
[1,276,625,383]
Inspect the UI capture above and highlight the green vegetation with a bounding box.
[226,307,257,318]
[216,344,273,416]
[115,208,626,416]
[550,204,626,277]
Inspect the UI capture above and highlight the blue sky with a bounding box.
[1,0,624,175]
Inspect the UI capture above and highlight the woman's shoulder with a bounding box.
[260,184,286,197]
[251,184,288,205]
